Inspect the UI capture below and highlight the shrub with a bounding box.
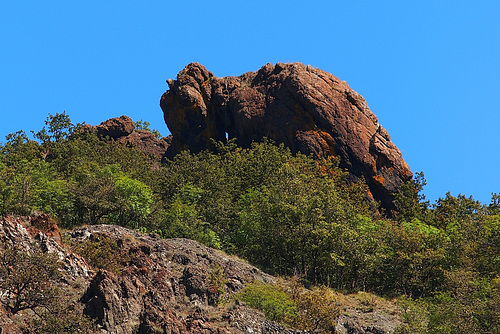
[0,244,94,332]
[32,299,95,334]
[287,278,339,333]
[238,278,339,332]
[0,245,61,314]
[72,234,129,275]
[208,264,228,305]
[237,281,297,323]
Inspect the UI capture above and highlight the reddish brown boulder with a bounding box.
[96,115,135,138]
[160,62,412,212]
[90,116,171,160]
[115,129,172,160]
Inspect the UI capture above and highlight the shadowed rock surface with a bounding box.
[160,63,412,212]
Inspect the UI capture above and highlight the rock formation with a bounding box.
[82,115,172,160]
[160,63,412,212]
[75,225,298,334]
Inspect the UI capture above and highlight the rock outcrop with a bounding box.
[74,224,280,333]
[160,63,412,211]
[0,216,401,333]
[82,115,172,160]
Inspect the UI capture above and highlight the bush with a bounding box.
[0,245,61,314]
[237,281,297,323]
[0,244,94,332]
[394,296,429,334]
[32,299,95,334]
[237,278,339,333]
[287,278,339,333]
[72,234,129,275]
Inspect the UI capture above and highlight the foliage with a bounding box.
[238,279,339,333]
[32,111,75,144]
[134,119,162,139]
[208,264,228,305]
[32,299,95,334]
[148,184,222,249]
[0,245,61,314]
[395,171,430,222]
[3,112,500,332]
[72,234,129,275]
[426,270,500,334]
[0,244,93,332]
[394,296,429,334]
[287,279,338,333]
[111,174,153,228]
[237,281,297,323]
[159,141,370,285]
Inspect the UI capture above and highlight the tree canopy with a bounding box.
[1,112,499,333]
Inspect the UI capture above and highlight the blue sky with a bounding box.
[1,1,499,205]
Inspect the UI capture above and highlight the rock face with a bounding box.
[73,225,301,334]
[160,63,412,211]
[96,115,136,138]
[0,217,400,333]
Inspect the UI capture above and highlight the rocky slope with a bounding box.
[160,63,412,212]
[0,215,401,333]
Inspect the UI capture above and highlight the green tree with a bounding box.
[428,270,499,334]
[395,171,431,222]
[112,175,153,228]
[70,163,119,226]
[0,161,15,216]
[152,184,221,248]
[32,111,75,144]
[33,177,75,222]
[134,119,162,139]
[394,296,429,334]
[435,193,486,270]
[372,219,447,297]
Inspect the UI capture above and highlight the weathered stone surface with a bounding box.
[160,63,413,211]
[0,215,92,280]
[26,213,63,246]
[115,129,172,160]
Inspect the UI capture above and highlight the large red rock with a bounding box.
[89,116,171,160]
[96,115,135,138]
[160,62,413,212]
[115,129,171,160]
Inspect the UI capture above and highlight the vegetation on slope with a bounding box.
[1,112,500,333]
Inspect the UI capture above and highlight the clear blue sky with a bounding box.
[1,1,499,205]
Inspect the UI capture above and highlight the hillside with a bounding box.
[0,215,401,333]
[0,62,499,333]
